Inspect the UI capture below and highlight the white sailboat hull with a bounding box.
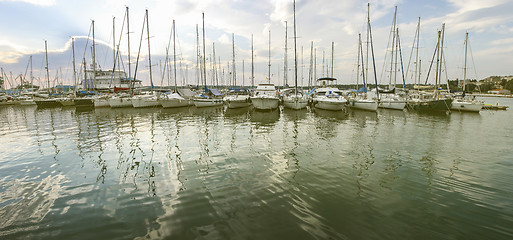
[451,99,482,112]
[160,98,191,108]
[131,96,161,108]
[378,100,406,110]
[224,95,251,109]
[18,99,36,106]
[193,98,224,108]
[108,97,133,108]
[282,96,308,110]
[348,99,378,111]
[94,98,111,108]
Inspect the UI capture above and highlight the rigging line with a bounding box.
[161,20,173,87]
[110,12,128,90]
[468,37,478,81]
[405,23,417,83]
[81,23,93,63]
[132,10,147,82]
[424,34,439,85]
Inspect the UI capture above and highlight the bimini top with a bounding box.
[317,77,337,81]
[209,88,223,96]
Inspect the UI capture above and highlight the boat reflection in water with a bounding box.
[249,108,280,125]
[313,107,349,121]
[282,107,308,122]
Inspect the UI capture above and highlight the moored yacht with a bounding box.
[250,83,280,110]
[224,88,252,109]
[311,78,347,111]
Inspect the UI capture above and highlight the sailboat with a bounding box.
[377,6,406,110]
[348,3,378,112]
[450,32,483,112]
[160,20,194,108]
[282,0,308,110]
[34,40,61,108]
[193,12,224,108]
[130,10,161,108]
[224,33,252,109]
[410,24,453,113]
[250,30,280,110]
[108,8,137,108]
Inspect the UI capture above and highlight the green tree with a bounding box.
[505,80,513,92]
[478,83,494,93]
[501,79,508,88]
[466,83,477,92]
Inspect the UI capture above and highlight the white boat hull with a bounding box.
[314,99,346,111]
[378,100,406,110]
[18,100,36,106]
[193,98,224,108]
[131,97,161,108]
[94,98,111,108]
[251,97,280,110]
[160,98,191,108]
[348,99,378,111]
[109,98,133,108]
[451,100,482,112]
[227,100,251,109]
[282,96,308,110]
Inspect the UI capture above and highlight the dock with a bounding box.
[483,104,509,110]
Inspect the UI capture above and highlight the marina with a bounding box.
[1,0,513,239]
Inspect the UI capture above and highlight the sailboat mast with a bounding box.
[293,0,297,93]
[72,38,77,96]
[30,55,33,88]
[196,24,200,87]
[366,3,370,82]
[368,7,379,99]
[268,30,271,83]
[45,40,50,94]
[173,19,177,92]
[356,33,361,89]
[463,32,468,92]
[308,41,313,89]
[251,34,254,88]
[232,33,236,87]
[92,20,96,89]
[212,43,217,87]
[389,6,397,87]
[126,7,132,94]
[415,17,420,87]
[146,9,153,90]
[202,12,207,88]
[284,20,288,87]
[331,42,334,79]
[440,24,447,91]
[113,17,116,69]
[434,30,441,98]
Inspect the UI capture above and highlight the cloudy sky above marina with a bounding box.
[0,0,512,87]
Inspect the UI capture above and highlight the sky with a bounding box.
[0,0,512,88]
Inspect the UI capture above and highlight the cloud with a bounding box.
[0,0,56,6]
[447,0,508,13]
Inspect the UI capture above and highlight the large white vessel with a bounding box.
[311,78,347,111]
[79,69,142,92]
[250,84,280,110]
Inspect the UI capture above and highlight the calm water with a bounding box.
[1,97,513,240]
